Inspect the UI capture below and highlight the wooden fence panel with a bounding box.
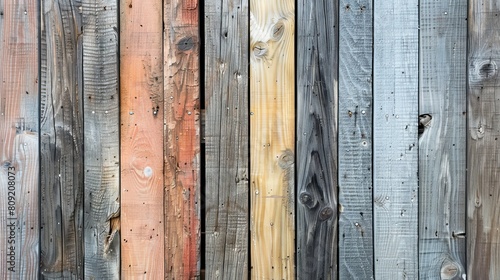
[250,0,295,278]
[338,0,374,279]
[296,1,338,279]
[419,0,467,278]
[204,0,250,279]
[40,1,84,278]
[0,0,39,279]
[373,0,419,278]
[120,0,165,277]
[164,0,200,278]
[468,1,500,278]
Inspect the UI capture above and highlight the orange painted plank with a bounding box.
[120,0,165,278]
[164,0,200,278]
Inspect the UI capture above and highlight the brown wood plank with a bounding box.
[40,0,84,278]
[204,0,249,278]
[164,0,201,278]
[120,0,165,277]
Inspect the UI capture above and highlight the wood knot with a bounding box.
[272,20,285,41]
[299,192,317,208]
[278,149,294,169]
[440,261,460,279]
[253,42,268,58]
[478,61,497,79]
[318,206,334,221]
[177,37,196,51]
[418,114,432,134]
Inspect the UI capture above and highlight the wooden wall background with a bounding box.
[1,0,499,279]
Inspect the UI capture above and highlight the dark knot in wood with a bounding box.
[318,206,334,221]
[299,192,316,208]
[177,37,195,51]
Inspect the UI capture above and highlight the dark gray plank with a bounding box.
[338,1,374,279]
[296,0,338,278]
[419,1,467,279]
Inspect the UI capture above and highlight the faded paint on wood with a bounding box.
[467,1,500,278]
[296,0,337,279]
[120,0,165,277]
[82,0,120,278]
[419,1,467,279]
[0,2,39,279]
[204,0,249,278]
[250,1,295,278]
[164,0,200,278]
[40,0,84,278]
[373,0,419,278]
[338,0,374,279]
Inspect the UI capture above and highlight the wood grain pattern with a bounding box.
[204,0,249,279]
[0,2,39,278]
[338,0,374,278]
[82,0,120,278]
[467,1,500,278]
[296,0,337,279]
[419,1,467,279]
[120,0,165,277]
[250,1,294,279]
[164,0,200,278]
[40,0,84,278]
[373,1,419,278]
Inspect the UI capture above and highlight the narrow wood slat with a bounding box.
[296,1,338,279]
[338,0,374,278]
[82,0,120,278]
[419,1,467,278]
[120,0,164,277]
[250,1,295,278]
[467,1,500,278]
[164,0,200,278]
[40,1,84,278]
[373,0,419,278]
[0,1,39,278]
[204,0,249,278]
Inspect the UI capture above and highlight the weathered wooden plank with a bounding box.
[164,0,200,278]
[338,0,374,278]
[204,0,249,278]
[419,1,467,279]
[373,1,419,278]
[0,2,39,278]
[468,1,500,278]
[120,0,165,277]
[250,1,294,278]
[296,1,337,279]
[40,0,84,278]
[82,0,120,278]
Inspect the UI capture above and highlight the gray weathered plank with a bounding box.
[40,0,84,278]
[204,0,249,279]
[338,0,374,279]
[419,1,467,279]
[82,0,120,278]
[467,1,500,278]
[373,0,419,278]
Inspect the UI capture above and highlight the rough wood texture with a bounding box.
[467,1,500,278]
[338,0,374,278]
[40,0,84,278]
[296,1,337,279]
[82,0,120,278]
[120,0,164,277]
[0,2,39,278]
[204,0,249,279]
[373,1,419,278]
[419,1,467,279]
[250,1,294,278]
[164,0,200,278]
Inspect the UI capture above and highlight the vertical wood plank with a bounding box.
[373,0,419,278]
[468,1,500,278]
[82,0,120,278]
[0,1,39,278]
[419,0,467,279]
[296,1,338,279]
[338,0,374,278]
[204,0,249,278]
[40,0,84,278]
[120,0,164,277]
[250,1,294,279]
[164,0,200,278]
